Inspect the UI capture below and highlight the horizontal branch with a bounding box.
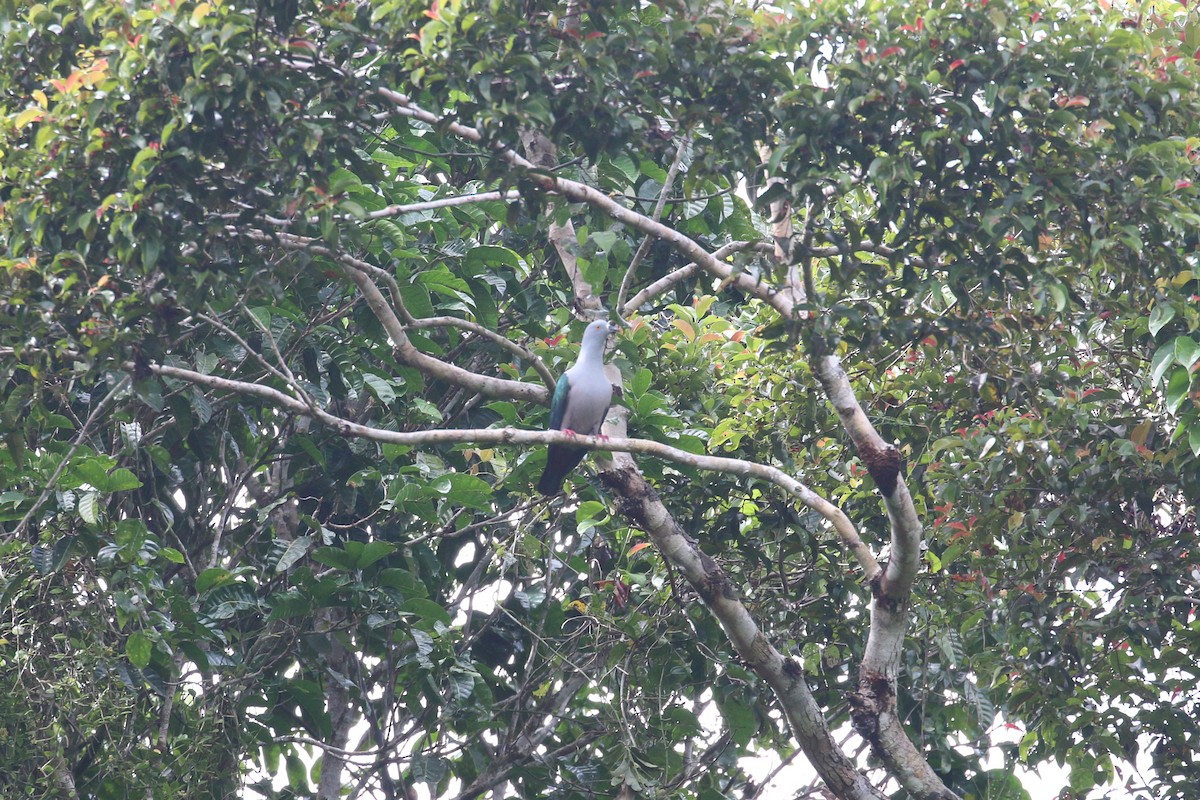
[363,190,520,221]
[147,361,879,578]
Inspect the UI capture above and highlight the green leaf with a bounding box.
[629,367,652,396]
[669,434,707,455]
[463,245,524,274]
[126,631,152,668]
[312,546,360,571]
[1149,303,1176,337]
[268,590,312,620]
[1151,341,1177,386]
[196,567,233,593]
[77,492,100,525]
[591,230,618,251]
[30,544,53,575]
[1165,366,1191,414]
[378,568,427,598]
[402,597,453,627]
[362,373,397,405]
[72,455,116,490]
[355,540,396,570]
[104,468,143,492]
[285,753,307,790]
[430,473,493,511]
[716,697,757,747]
[1175,336,1200,370]
[275,535,314,572]
[160,547,186,564]
[418,268,474,307]
[611,153,638,183]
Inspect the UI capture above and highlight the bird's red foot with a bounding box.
[562,428,578,438]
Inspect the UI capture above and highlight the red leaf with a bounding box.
[1055,94,1090,108]
[881,46,903,58]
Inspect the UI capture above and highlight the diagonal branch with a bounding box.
[363,189,520,221]
[378,89,793,318]
[620,241,762,316]
[616,134,691,318]
[238,228,548,405]
[402,316,556,390]
[373,86,944,800]
[12,374,132,541]
[596,448,886,800]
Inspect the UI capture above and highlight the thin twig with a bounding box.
[12,374,132,540]
[616,134,692,320]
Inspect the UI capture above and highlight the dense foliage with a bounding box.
[1,0,1199,798]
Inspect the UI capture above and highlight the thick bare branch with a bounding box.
[595,409,884,800]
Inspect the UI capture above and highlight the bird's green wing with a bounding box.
[548,372,571,431]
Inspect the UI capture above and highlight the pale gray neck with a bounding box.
[576,333,606,368]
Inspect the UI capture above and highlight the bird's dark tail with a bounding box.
[537,444,587,495]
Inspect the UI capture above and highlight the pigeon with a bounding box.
[537,320,618,494]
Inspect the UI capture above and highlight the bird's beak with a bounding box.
[607,323,620,336]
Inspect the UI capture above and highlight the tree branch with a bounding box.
[617,134,691,318]
[595,455,885,800]
[620,241,760,316]
[12,374,131,541]
[401,315,556,390]
[363,189,520,221]
[374,86,946,800]
[145,361,879,576]
[377,89,793,318]
[239,228,548,404]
